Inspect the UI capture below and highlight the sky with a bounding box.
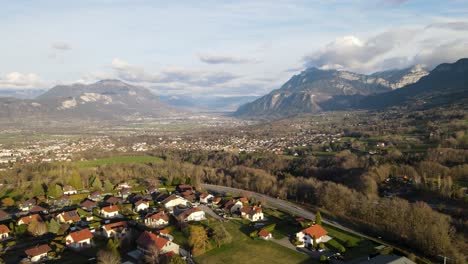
[0,0,468,97]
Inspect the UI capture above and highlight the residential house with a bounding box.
[358,255,416,264]
[100,205,119,218]
[212,197,222,206]
[240,206,264,222]
[0,210,11,222]
[181,191,196,203]
[154,193,170,203]
[146,186,158,195]
[161,195,188,210]
[295,224,328,247]
[105,196,122,205]
[115,182,131,190]
[57,210,81,224]
[258,229,272,240]
[199,193,214,204]
[137,231,180,255]
[119,188,132,200]
[238,197,249,204]
[176,184,193,193]
[18,214,43,226]
[24,244,52,263]
[65,228,93,249]
[223,199,243,214]
[30,205,48,214]
[0,224,10,239]
[102,221,128,238]
[176,207,206,222]
[145,211,169,228]
[63,185,78,195]
[53,195,71,208]
[134,200,150,212]
[88,191,102,201]
[80,199,97,211]
[19,198,37,212]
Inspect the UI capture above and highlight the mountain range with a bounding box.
[0,80,180,122]
[234,64,430,117]
[0,59,466,123]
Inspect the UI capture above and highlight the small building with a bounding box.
[0,210,11,222]
[63,185,78,195]
[146,186,158,195]
[102,221,128,238]
[19,198,37,212]
[295,224,328,247]
[134,200,150,212]
[137,231,180,255]
[100,205,119,218]
[240,206,264,222]
[18,214,43,226]
[176,207,206,222]
[199,193,214,204]
[0,224,10,239]
[80,199,97,211]
[223,199,243,214]
[212,197,222,206]
[53,195,71,208]
[57,210,81,224]
[105,196,122,205]
[119,188,132,199]
[161,195,188,210]
[115,182,131,190]
[238,197,249,204]
[65,229,93,249]
[30,205,48,214]
[88,191,102,201]
[258,229,272,240]
[145,211,169,228]
[176,184,193,193]
[359,255,416,264]
[24,244,51,263]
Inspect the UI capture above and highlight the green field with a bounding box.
[75,155,162,168]
[195,221,313,264]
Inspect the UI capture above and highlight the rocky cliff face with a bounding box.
[235,65,429,117]
[0,80,183,122]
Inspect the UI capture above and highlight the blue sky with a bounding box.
[1,0,468,96]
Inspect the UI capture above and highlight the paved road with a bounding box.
[202,184,317,220]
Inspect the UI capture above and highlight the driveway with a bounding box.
[198,204,226,222]
[270,237,327,258]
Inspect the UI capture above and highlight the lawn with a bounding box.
[323,223,378,259]
[195,221,314,264]
[75,155,161,168]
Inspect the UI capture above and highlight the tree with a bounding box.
[69,172,83,190]
[97,250,120,264]
[91,175,103,190]
[144,244,160,264]
[28,221,48,237]
[47,219,60,234]
[106,238,120,256]
[315,211,322,225]
[104,180,114,191]
[212,224,232,247]
[32,182,45,196]
[47,184,62,198]
[312,236,318,250]
[1,197,14,207]
[188,225,208,256]
[320,255,328,262]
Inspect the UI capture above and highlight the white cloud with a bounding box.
[108,58,240,86]
[51,42,72,51]
[303,24,468,73]
[199,54,258,64]
[0,72,44,90]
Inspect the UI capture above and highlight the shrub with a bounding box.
[320,255,328,262]
[344,239,358,248]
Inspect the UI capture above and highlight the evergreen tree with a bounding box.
[69,172,83,190]
[47,219,61,234]
[104,180,114,191]
[315,211,322,225]
[91,175,103,190]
